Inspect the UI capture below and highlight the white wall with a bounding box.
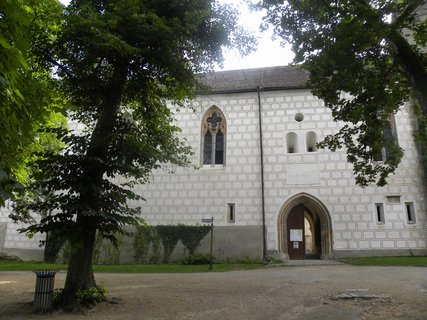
[134,88,427,255]
[1,87,426,259]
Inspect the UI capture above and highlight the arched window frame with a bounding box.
[286,132,298,154]
[372,114,399,162]
[306,131,318,152]
[201,106,226,166]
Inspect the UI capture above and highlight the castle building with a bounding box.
[1,65,426,261]
[134,66,426,260]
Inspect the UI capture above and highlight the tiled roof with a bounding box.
[197,65,309,94]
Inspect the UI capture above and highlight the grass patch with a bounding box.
[93,263,264,273]
[0,262,264,273]
[339,256,427,267]
[0,262,66,272]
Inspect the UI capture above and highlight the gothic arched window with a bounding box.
[373,114,399,161]
[202,107,226,165]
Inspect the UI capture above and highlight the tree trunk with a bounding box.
[360,0,427,120]
[61,63,128,311]
[61,217,97,311]
[387,29,427,120]
[44,229,67,263]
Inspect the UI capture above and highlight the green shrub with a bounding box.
[52,288,64,307]
[134,224,210,263]
[76,285,107,306]
[52,285,107,308]
[181,254,214,265]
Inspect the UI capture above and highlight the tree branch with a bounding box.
[392,0,424,28]
[386,29,427,120]
[48,58,74,79]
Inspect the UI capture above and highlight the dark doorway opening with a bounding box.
[287,203,321,260]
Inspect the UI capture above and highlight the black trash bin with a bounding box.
[33,270,58,312]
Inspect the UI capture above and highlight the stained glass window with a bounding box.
[203,131,212,165]
[202,107,226,166]
[215,131,224,165]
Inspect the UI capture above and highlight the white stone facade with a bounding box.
[0,201,45,260]
[132,80,427,258]
[1,66,426,260]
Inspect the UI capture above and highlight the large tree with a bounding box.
[12,0,255,311]
[259,0,427,186]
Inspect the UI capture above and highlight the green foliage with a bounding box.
[156,225,211,259]
[339,256,427,266]
[0,0,66,204]
[76,285,107,306]
[93,232,123,265]
[133,225,211,263]
[413,101,427,176]
[177,226,212,254]
[0,261,265,273]
[10,0,255,309]
[59,241,73,265]
[44,229,68,263]
[53,284,107,308]
[52,288,64,307]
[264,255,283,265]
[13,0,256,244]
[133,224,162,263]
[181,254,214,265]
[235,256,263,264]
[259,0,427,186]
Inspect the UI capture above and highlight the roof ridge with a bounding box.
[197,65,309,94]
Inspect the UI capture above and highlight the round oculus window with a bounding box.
[294,113,304,122]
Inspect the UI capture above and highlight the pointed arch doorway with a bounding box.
[278,193,333,260]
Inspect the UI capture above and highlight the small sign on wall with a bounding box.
[290,229,303,242]
[293,241,299,249]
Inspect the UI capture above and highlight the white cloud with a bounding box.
[58,0,294,70]
[218,0,294,70]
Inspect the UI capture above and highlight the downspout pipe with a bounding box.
[257,86,267,261]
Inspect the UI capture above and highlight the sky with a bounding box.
[218,0,294,70]
[58,0,294,71]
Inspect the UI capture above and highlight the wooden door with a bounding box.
[287,204,305,259]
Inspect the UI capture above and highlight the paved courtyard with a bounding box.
[1,264,426,319]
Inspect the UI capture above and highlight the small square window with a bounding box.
[227,203,235,223]
[405,202,416,224]
[375,203,385,224]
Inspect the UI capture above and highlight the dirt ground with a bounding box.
[0,264,426,320]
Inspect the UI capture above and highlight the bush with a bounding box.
[52,288,64,307]
[52,285,107,308]
[181,254,214,265]
[76,285,107,306]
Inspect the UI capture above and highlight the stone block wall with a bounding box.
[0,85,426,261]
[0,201,45,260]
[133,88,427,257]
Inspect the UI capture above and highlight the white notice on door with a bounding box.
[290,229,303,242]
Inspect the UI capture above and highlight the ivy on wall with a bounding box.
[93,232,123,264]
[413,102,427,181]
[133,225,162,263]
[58,232,124,264]
[133,225,210,263]
[44,229,68,263]
[56,224,210,264]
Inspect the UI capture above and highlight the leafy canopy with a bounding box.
[0,0,66,204]
[258,0,427,186]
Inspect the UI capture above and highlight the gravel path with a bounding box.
[1,264,426,319]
